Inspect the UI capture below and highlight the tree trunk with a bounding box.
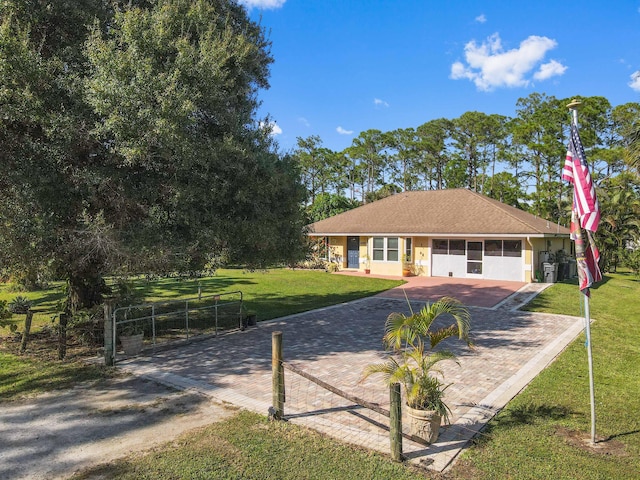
[67,267,108,313]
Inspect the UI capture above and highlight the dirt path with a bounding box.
[0,375,233,480]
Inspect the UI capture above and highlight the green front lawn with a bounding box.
[135,268,404,321]
[1,269,404,331]
[69,273,640,479]
[453,272,640,479]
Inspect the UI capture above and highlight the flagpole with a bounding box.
[567,99,597,445]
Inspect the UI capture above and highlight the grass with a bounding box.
[3,271,639,479]
[452,272,640,479]
[0,269,403,329]
[0,281,64,331]
[72,410,430,480]
[0,351,113,402]
[0,281,64,311]
[0,269,402,400]
[131,268,404,321]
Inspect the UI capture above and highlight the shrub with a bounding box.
[8,296,33,314]
[0,300,16,331]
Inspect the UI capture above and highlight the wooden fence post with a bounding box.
[19,310,34,354]
[272,331,284,419]
[58,313,68,360]
[390,382,403,461]
[104,301,114,366]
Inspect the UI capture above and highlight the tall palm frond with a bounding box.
[383,311,419,350]
[416,296,471,346]
[382,296,472,351]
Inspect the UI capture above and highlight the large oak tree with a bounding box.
[1,0,306,311]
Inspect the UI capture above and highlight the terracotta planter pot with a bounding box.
[120,333,144,356]
[365,269,371,274]
[406,405,441,443]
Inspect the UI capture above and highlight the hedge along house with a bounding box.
[307,189,572,283]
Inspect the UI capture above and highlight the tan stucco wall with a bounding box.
[412,237,429,276]
[524,241,533,282]
[359,237,369,271]
[319,234,568,282]
[328,236,346,268]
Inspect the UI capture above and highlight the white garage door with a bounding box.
[431,239,523,281]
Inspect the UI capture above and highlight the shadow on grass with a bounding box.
[605,429,640,441]
[136,276,258,300]
[483,403,572,433]
[555,274,613,289]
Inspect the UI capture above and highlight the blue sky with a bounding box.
[241,0,640,153]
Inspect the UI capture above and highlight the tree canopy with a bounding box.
[291,94,640,274]
[1,0,306,309]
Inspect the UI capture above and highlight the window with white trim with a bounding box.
[372,237,384,261]
[372,237,400,261]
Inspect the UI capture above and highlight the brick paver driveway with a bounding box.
[121,281,584,471]
[336,271,526,308]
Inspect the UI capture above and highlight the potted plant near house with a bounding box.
[119,321,144,355]
[362,296,472,443]
[402,254,412,277]
[364,254,371,274]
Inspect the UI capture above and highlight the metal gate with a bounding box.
[110,291,243,363]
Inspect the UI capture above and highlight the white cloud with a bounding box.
[259,121,282,136]
[450,33,567,91]
[336,126,353,135]
[451,61,475,81]
[374,98,389,107]
[534,60,568,80]
[475,14,486,23]
[298,117,310,127]
[239,0,286,10]
[630,71,640,92]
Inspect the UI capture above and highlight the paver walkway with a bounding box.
[119,280,585,472]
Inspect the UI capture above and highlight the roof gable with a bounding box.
[308,189,570,236]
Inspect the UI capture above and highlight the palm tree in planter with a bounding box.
[362,296,472,443]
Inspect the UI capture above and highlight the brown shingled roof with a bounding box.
[308,189,570,236]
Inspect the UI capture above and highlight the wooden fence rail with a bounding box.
[270,331,404,461]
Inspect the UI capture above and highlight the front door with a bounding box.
[466,241,483,277]
[347,236,360,269]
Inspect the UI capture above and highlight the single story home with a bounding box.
[307,189,572,283]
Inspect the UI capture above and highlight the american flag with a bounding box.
[569,211,602,294]
[562,123,600,232]
[562,122,602,293]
